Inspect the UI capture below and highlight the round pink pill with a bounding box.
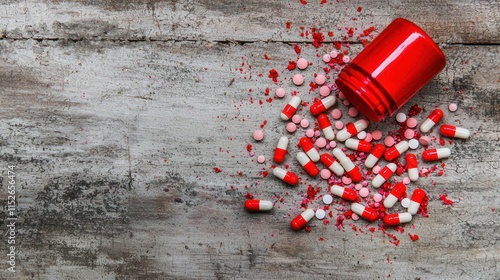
[359,187,370,198]
[292,74,304,86]
[419,136,431,146]
[322,54,331,63]
[319,85,331,96]
[448,103,458,112]
[384,136,395,147]
[291,114,302,124]
[404,129,415,139]
[354,184,363,190]
[314,130,321,137]
[330,50,338,58]
[286,122,297,133]
[402,177,411,184]
[351,213,359,220]
[338,91,346,100]
[372,165,381,174]
[306,129,315,138]
[342,176,352,185]
[331,109,342,119]
[316,137,327,148]
[371,130,383,140]
[406,117,418,128]
[315,74,326,85]
[320,169,332,179]
[257,155,266,163]
[253,129,264,141]
[275,87,286,98]
[342,99,351,106]
[373,193,383,202]
[297,58,308,70]
[300,119,309,128]
[348,107,359,117]
[329,141,336,148]
[342,55,350,63]
[364,133,373,142]
[335,121,344,130]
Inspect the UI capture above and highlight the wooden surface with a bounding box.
[0,1,499,279]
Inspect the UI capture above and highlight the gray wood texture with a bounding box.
[0,1,499,279]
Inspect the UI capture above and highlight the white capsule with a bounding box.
[371,163,397,188]
[336,119,369,142]
[332,148,355,172]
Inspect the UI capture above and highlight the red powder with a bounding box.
[335,215,345,229]
[408,104,423,117]
[362,26,375,37]
[439,194,454,206]
[264,54,270,60]
[245,192,254,199]
[286,22,291,29]
[293,44,302,54]
[287,60,297,71]
[312,31,325,48]
[246,144,252,152]
[328,31,334,37]
[306,185,317,200]
[300,0,307,5]
[264,88,270,96]
[408,233,419,241]
[334,41,342,50]
[261,170,269,177]
[268,69,279,83]
[347,28,354,37]
[213,167,222,173]
[357,6,362,12]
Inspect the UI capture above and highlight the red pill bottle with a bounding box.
[335,18,446,122]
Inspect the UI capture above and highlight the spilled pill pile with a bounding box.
[240,20,472,244]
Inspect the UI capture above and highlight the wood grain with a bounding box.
[1,0,498,44]
[0,1,499,279]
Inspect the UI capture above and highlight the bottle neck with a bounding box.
[335,64,397,122]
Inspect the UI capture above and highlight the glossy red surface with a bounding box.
[336,18,446,122]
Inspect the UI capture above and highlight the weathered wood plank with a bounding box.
[1,0,498,44]
[0,38,498,279]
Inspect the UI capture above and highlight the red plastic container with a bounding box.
[335,18,446,122]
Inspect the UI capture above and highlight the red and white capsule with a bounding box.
[420,108,444,133]
[351,203,378,222]
[372,163,397,188]
[383,182,407,209]
[296,152,319,177]
[280,96,301,121]
[408,188,427,215]
[272,167,299,186]
[384,140,409,161]
[365,143,386,169]
[317,114,335,140]
[330,185,359,202]
[336,119,369,142]
[345,139,372,153]
[383,212,412,226]
[244,199,273,212]
[440,124,471,139]
[290,209,315,231]
[319,153,344,176]
[422,148,451,161]
[332,148,362,182]
[299,137,320,162]
[310,96,336,116]
[405,153,419,182]
[273,136,289,163]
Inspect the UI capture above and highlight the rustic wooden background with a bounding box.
[0,0,499,279]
